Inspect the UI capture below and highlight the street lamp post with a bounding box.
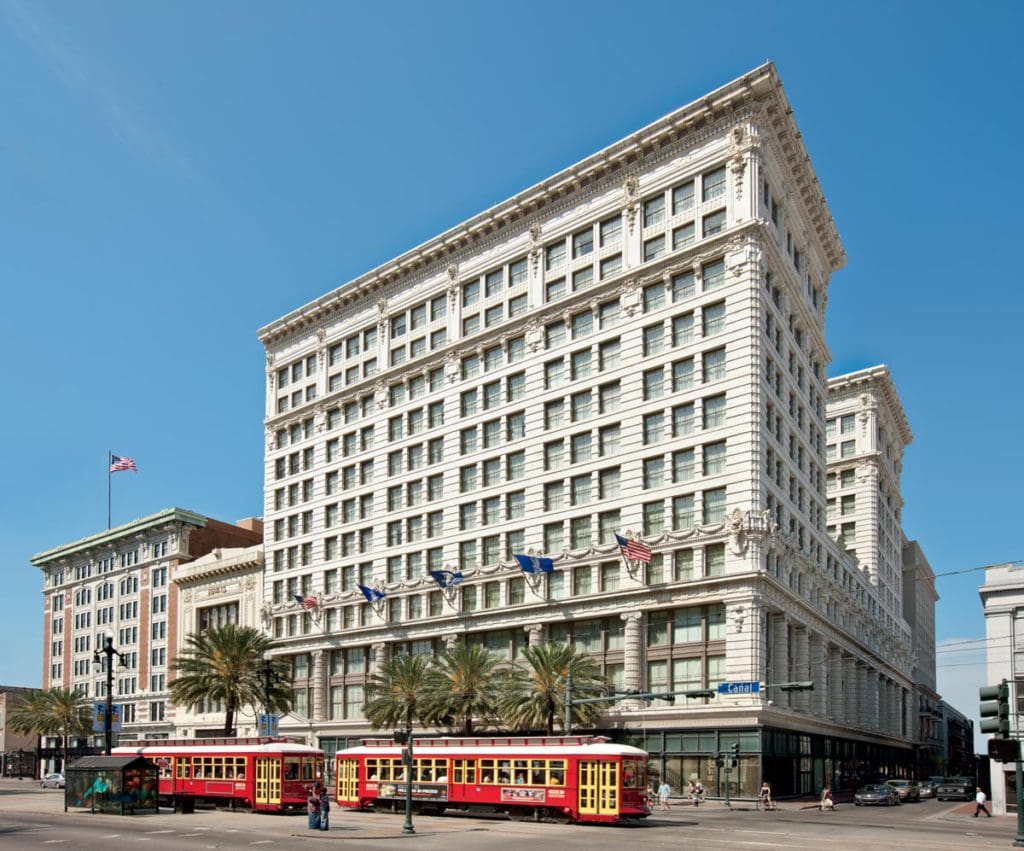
[93,630,126,755]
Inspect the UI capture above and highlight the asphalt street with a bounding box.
[0,780,1015,850]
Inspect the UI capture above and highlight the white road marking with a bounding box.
[99,836,121,840]
[42,842,69,845]
[181,833,203,837]
[147,830,175,834]
[251,842,274,845]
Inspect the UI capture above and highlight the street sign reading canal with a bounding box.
[717,681,761,695]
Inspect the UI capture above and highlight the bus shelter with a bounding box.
[65,755,159,814]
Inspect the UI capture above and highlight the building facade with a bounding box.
[170,543,266,739]
[256,63,919,796]
[31,509,262,769]
[0,686,39,777]
[979,561,1024,813]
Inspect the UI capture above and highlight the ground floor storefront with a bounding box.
[622,726,914,798]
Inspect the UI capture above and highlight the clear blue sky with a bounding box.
[2,1,1021,734]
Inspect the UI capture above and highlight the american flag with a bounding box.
[615,533,652,564]
[294,594,318,610]
[110,454,138,473]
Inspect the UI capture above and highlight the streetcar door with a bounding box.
[578,760,619,817]
[255,757,282,806]
[337,758,359,803]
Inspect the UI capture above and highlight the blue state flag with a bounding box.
[429,569,464,590]
[357,584,386,602]
[514,553,554,574]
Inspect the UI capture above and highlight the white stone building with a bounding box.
[979,562,1024,814]
[256,63,918,796]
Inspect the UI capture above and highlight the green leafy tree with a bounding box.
[169,625,291,735]
[423,643,502,735]
[495,642,607,734]
[7,688,92,771]
[364,653,434,732]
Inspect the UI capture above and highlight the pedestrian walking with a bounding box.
[319,786,331,830]
[658,779,671,811]
[974,787,991,818]
[820,784,835,811]
[307,784,321,829]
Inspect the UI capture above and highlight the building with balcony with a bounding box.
[257,63,919,796]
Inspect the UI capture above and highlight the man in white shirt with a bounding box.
[974,787,991,817]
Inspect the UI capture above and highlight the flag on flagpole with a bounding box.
[513,554,554,574]
[110,454,138,473]
[357,584,386,603]
[615,533,652,564]
[293,594,318,610]
[429,569,464,590]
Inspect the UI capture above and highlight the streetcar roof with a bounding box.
[112,743,322,756]
[336,743,647,758]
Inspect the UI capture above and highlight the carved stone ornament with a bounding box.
[265,427,276,451]
[443,352,460,383]
[373,379,388,410]
[376,297,388,317]
[727,508,748,556]
[260,602,273,629]
[316,328,326,345]
[620,279,642,317]
[623,176,640,234]
[528,224,542,274]
[524,319,543,353]
[314,404,326,434]
[266,352,275,368]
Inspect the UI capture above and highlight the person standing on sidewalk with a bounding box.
[974,787,991,817]
[319,786,331,830]
[658,779,671,811]
[307,784,321,829]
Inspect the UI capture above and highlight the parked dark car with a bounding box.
[886,779,921,802]
[855,784,901,806]
[936,777,973,801]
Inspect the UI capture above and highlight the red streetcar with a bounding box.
[334,735,649,824]
[113,737,324,812]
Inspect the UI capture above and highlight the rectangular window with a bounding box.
[673,180,695,213]
[599,338,620,371]
[706,543,726,577]
[546,278,566,302]
[702,259,725,292]
[672,222,695,249]
[599,381,620,413]
[643,235,666,262]
[643,324,664,356]
[643,368,664,400]
[673,448,695,482]
[702,301,726,336]
[673,403,695,436]
[643,501,665,536]
[672,357,694,391]
[600,215,622,247]
[703,487,727,524]
[600,254,622,279]
[702,209,726,237]
[546,241,566,272]
[643,457,664,490]
[703,441,727,476]
[510,258,528,287]
[702,166,726,202]
[673,271,696,301]
[573,228,594,258]
[703,394,726,429]
[702,347,726,382]
[643,412,664,445]
[673,495,694,530]
[644,195,665,228]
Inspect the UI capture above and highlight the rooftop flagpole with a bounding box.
[107,450,112,529]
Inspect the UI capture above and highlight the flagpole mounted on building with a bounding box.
[107,450,112,530]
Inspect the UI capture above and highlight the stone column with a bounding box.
[621,612,643,697]
[370,642,388,678]
[844,656,858,727]
[826,647,841,722]
[855,663,869,729]
[809,634,827,718]
[769,612,790,710]
[791,626,810,713]
[311,649,326,723]
[524,623,545,646]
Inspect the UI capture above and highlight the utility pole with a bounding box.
[394,728,414,834]
[93,632,125,755]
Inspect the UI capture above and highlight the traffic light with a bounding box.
[644,692,676,705]
[728,743,739,768]
[980,682,1011,738]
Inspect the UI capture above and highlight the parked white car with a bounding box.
[40,773,64,789]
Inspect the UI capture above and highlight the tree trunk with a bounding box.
[224,703,236,736]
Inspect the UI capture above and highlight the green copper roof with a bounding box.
[31,508,208,566]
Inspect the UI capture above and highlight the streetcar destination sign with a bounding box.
[717,681,761,695]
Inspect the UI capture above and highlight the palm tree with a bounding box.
[7,688,92,771]
[169,624,292,735]
[495,642,607,734]
[364,653,434,733]
[423,643,501,735]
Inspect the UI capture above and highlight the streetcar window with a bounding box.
[284,759,300,780]
[453,759,475,784]
[301,759,316,781]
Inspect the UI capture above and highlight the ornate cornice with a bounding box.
[257,62,844,348]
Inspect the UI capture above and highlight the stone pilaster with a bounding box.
[370,642,388,677]
[843,656,858,727]
[311,649,325,723]
[621,612,643,694]
[809,634,827,718]
[524,623,545,645]
[791,625,810,713]
[769,612,790,710]
[855,662,869,729]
